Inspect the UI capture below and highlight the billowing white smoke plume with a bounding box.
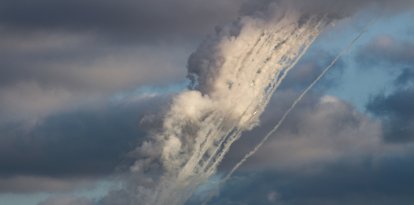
[126,3,329,205]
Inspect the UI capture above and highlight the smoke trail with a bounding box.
[125,4,331,205]
[227,19,376,178]
[200,18,377,205]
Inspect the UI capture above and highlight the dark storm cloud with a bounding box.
[240,0,414,21]
[0,0,242,41]
[0,31,189,90]
[0,0,244,124]
[209,154,414,205]
[395,68,414,86]
[1,0,412,42]
[287,0,414,18]
[0,95,168,193]
[359,35,414,142]
[367,87,414,142]
[0,31,191,123]
[0,106,138,177]
[0,0,242,119]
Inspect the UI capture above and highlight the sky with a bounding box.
[0,0,414,205]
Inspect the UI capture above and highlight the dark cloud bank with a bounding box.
[0,0,242,41]
[0,96,165,193]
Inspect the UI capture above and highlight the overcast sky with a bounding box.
[0,1,414,205]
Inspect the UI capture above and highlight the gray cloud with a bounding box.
[209,154,414,205]
[38,196,94,205]
[240,0,414,21]
[221,92,384,172]
[367,87,414,142]
[0,32,190,90]
[0,94,170,193]
[0,176,98,194]
[0,0,242,124]
[395,68,414,87]
[98,189,134,205]
[357,35,414,143]
[0,31,190,123]
[1,0,412,43]
[286,0,414,18]
[356,35,414,68]
[0,0,242,42]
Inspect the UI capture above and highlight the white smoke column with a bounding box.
[225,19,376,180]
[198,19,377,205]
[129,4,329,205]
